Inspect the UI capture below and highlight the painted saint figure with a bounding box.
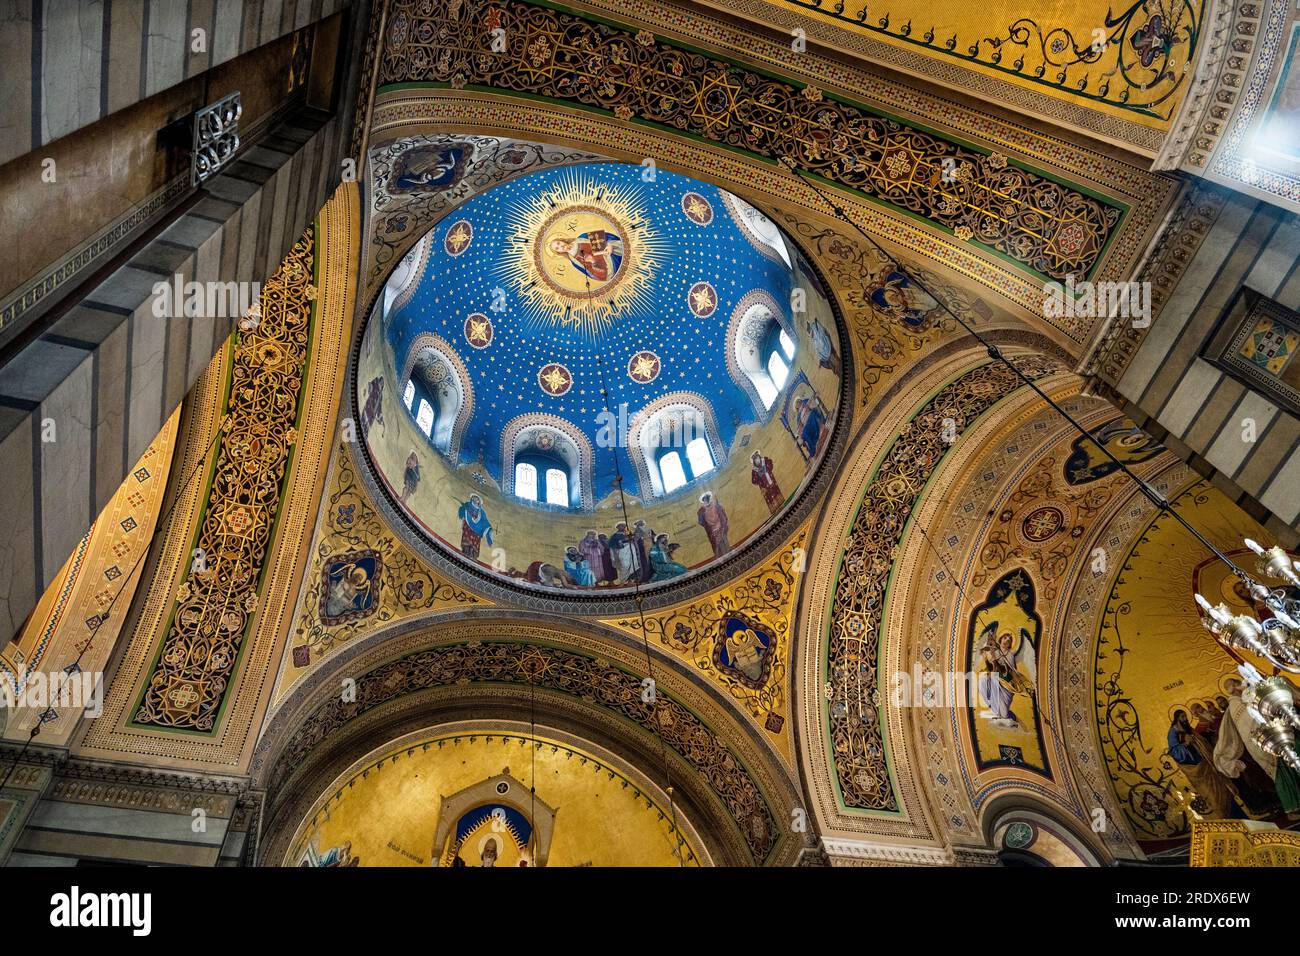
[795,395,826,460]
[457,494,494,560]
[608,522,639,582]
[362,375,385,433]
[806,318,840,371]
[1169,709,1235,818]
[316,841,359,867]
[976,625,1036,729]
[750,452,783,514]
[1215,677,1300,815]
[547,229,624,283]
[401,450,421,503]
[578,529,615,584]
[632,520,656,583]
[564,546,596,586]
[649,534,688,581]
[697,491,730,557]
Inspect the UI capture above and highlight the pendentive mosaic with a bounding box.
[604,527,807,734]
[286,445,487,674]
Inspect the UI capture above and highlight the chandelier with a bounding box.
[1195,539,1300,772]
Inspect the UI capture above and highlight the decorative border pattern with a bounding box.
[132,228,318,732]
[688,0,1174,151]
[377,0,1125,283]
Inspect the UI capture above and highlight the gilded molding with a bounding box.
[377,0,1124,284]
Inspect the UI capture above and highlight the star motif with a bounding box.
[628,350,661,383]
[538,363,572,396]
[689,281,717,317]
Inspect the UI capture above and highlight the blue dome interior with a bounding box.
[383,162,800,502]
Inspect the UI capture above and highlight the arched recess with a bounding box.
[500,413,595,510]
[982,797,1106,867]
[727,290,797,417]
[252,612,806,867]
[398,332,474,457]
[383,231,432,317]
[627,392,727,500]
[790,333,1075,861]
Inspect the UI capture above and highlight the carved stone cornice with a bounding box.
[1152,0,1237,172]
[821,836,954,866]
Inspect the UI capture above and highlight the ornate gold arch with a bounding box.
[253,612,807,866]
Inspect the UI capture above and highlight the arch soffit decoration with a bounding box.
[360,0,1178,352]
[791,338,1074,853]
[982,797,1107,867]
[253,611,807,867]
[886,377,1187,862]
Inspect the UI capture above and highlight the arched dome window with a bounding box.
[383,233,431,318]
[544,468,569,506]
[685,436,716,479]
[657,450,688,494]
[728,291,796,415]
[414,396,435,437]
[514,462,539,501]
[630,393,726,499]
[502,416,595,511]
[398,335,473,458]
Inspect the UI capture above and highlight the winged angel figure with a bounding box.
[975,621,1038,729]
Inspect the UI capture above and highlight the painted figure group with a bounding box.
[1167,677,1300,820]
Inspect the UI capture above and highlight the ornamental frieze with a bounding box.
[133,228,317,732]
[377,0,1123,283]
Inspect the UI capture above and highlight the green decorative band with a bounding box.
[376,0,1124,282]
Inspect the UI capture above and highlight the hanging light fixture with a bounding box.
[1195,539,1300,769]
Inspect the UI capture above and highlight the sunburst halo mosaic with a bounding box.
[495,170,666,339]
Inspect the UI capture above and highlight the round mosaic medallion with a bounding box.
[537,362,572,396]
[464,312,493,349]
[444,219,473,256]
[688,281,717,317]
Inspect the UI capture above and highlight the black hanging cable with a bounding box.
[778,158,1259,586]
[582,272,684,866]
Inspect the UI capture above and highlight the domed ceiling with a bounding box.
[355,162,844,599]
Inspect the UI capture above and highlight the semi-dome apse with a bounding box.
[355,162,844,598]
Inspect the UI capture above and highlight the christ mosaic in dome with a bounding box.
[356,162,844,597]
